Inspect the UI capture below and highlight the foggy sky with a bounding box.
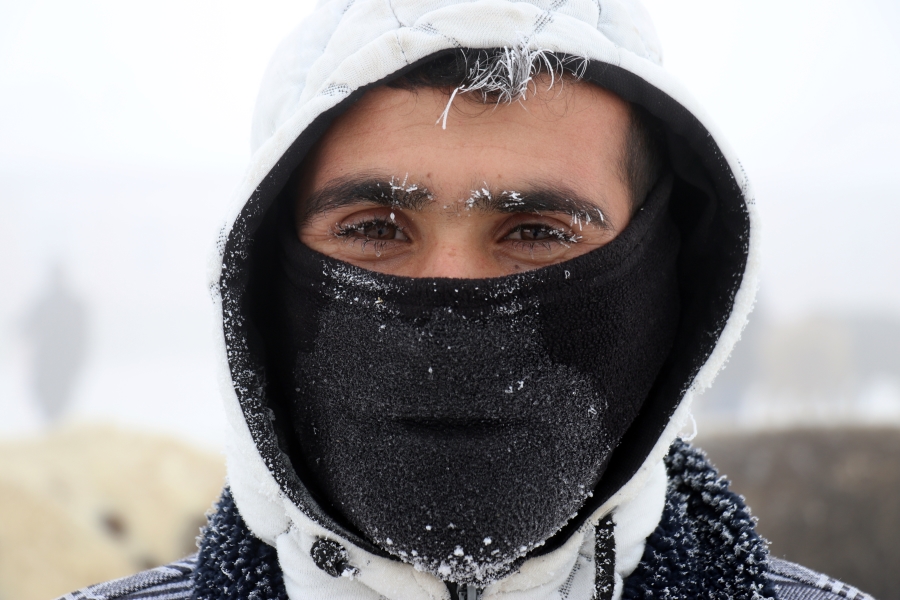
[1,0,898,443]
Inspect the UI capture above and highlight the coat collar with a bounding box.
[192,442,774,600]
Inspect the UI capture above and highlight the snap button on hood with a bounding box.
[310,538,358,578]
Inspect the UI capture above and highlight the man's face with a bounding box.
[295,77,633,278]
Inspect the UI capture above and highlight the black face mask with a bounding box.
[269,175,680,585]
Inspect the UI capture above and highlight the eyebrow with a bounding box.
[466,186,614,230]
[298,174,613,229]
[298,174,434,224]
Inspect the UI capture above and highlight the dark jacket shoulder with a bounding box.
[55,555,196,600]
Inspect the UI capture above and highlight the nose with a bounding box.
[414,242,498,279]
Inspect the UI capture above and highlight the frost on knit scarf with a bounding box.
[190,443,776,600]
[191,488,287,600]
[623,440,777,600]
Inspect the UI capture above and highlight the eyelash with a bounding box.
[505,224,580,252]
[332,217,405,251]
[333,216,398,235]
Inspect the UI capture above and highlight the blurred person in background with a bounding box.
[22,263,88,423]
[58,1,876,599]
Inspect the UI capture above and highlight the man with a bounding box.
[60,1,874,599]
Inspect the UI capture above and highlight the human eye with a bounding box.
[332,212,410,255]
[503,222,580,253]
[336,217,407,241]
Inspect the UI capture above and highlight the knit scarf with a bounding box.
[191,442,776,600]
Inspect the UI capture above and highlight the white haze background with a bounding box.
[1,0,899,449]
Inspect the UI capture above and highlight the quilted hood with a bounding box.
[209,1,759,597]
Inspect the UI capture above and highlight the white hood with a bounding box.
[208,1,759,599]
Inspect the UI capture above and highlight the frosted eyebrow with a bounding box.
[298,174,433,224]
[467,187,614,231]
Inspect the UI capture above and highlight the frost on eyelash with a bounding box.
[570,212,591,232]
[548,229,581,246]
[436,43,588,129]
[332,215,406,255]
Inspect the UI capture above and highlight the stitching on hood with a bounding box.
[533,0,571,36]
[386,0,405,27]
[321,83,352,98]
[395,30,410,65]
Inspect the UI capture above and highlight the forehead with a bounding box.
[296,78,632,203]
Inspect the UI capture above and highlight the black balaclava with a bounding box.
[269,174,680,585]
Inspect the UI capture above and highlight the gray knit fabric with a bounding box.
[769,558,876,600]
[56,556,195,600]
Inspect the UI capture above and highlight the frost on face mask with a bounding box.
[294,288,610,584]
[269,173,681,585]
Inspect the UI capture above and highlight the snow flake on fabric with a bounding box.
[622,440,776,600]
[192,488,289,600]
